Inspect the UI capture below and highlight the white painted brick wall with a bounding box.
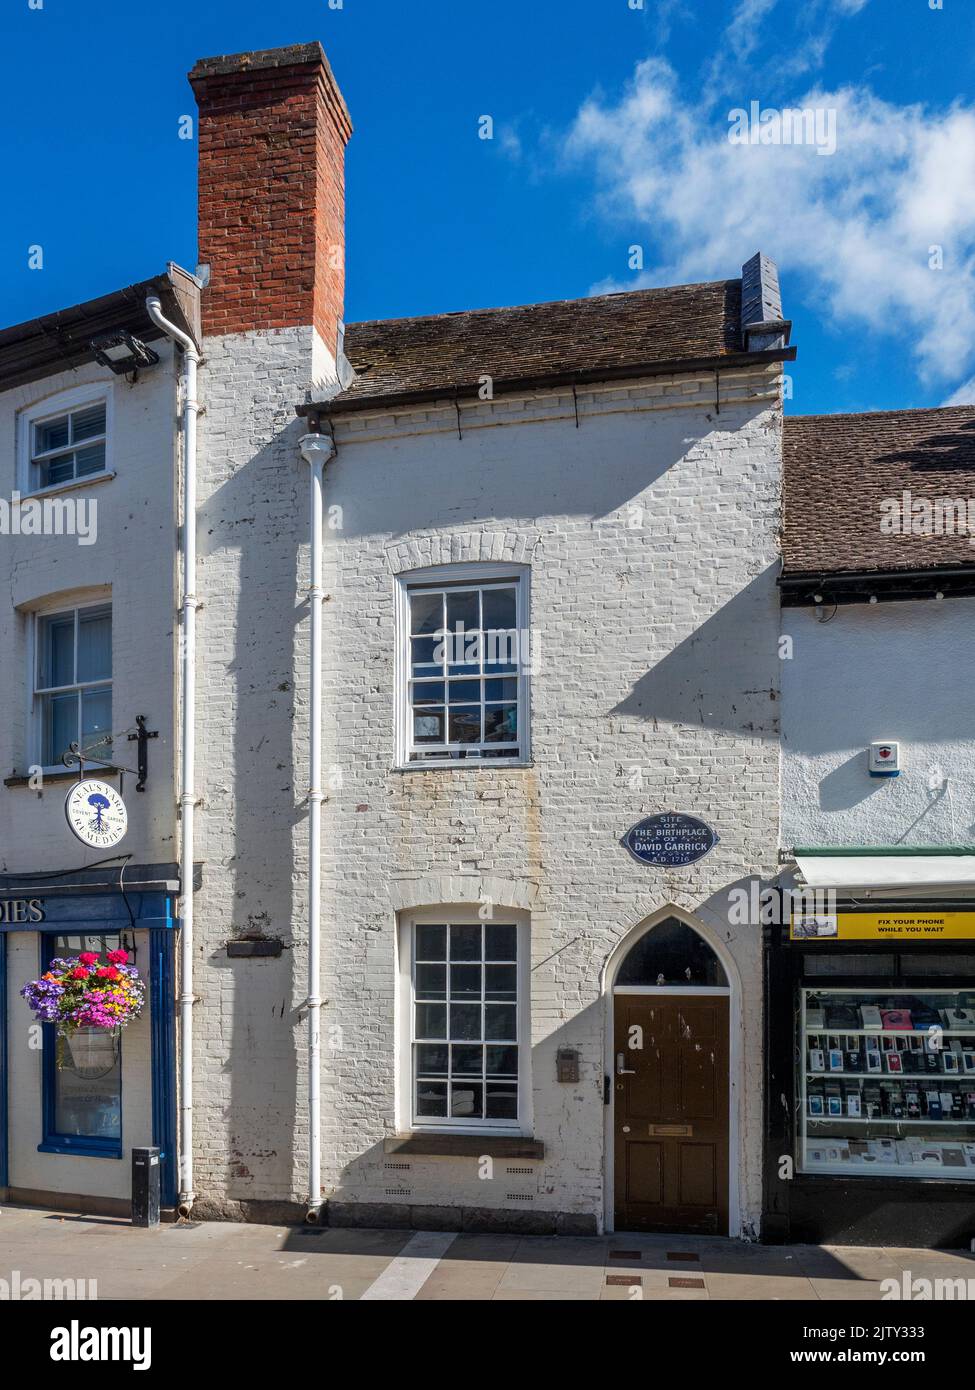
[195,331,783,1235]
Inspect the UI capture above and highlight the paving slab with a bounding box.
[810,1277,886,1301]
[495,1260,605,1294]
[507,1235,609,1268]
[639,1288,711,1301]
[0,1203,971,1302]
[434,1232,520,1263]
[492,1288,595,1301]
[706,1271,818,1300]
[415,1264,507,1300]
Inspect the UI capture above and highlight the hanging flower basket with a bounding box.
[21,949,145,1067]
[62,1026,121,1075]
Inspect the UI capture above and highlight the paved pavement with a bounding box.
[1,1203,973,1300]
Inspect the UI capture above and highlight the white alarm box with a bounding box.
[869,741,901,777]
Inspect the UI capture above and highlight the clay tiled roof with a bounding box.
[782,406,975,576]
[331,277,749,410]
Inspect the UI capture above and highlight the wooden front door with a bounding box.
[613,993,729,1234]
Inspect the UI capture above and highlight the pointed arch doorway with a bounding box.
[605,913,734,1236]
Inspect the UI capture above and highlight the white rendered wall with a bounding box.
[781,597,975,849]
[0,353,179,1200]
[0,349,180,870]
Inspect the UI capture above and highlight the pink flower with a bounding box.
[106,949,128,965]
[78,952,99,966]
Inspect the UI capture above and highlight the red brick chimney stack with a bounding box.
[189,43,352,356]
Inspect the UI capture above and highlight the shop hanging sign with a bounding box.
[64,779,128,850]
[621,812,719,867]
[791,909,975,941]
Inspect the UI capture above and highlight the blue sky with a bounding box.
[2,0,974,414]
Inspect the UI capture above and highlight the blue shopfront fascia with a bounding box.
[0,890,177,1207]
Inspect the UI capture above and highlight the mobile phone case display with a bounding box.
[799,988,975,1178]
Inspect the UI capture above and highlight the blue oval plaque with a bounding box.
[621,812,719,867]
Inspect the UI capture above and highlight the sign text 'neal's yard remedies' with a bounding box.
[0,898,45,925]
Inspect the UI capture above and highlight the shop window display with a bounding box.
[798,988,975,1178]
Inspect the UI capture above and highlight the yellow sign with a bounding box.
[791,910,975,941]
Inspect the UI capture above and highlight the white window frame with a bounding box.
[394,562,531,769]
[27,593,113,775]
[17,383,114,498]
[396,907,532,1137]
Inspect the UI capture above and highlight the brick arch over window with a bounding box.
[388,877,540,915]
[385,531,537,575]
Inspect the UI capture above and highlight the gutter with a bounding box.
[145,293,201,1217]
[780,564,975,588]
[790,846,975,857]
[779,564,975,607]
[295,346,796,421]
[0,881,180,898]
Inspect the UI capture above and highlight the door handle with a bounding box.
[616,1052,636,1075]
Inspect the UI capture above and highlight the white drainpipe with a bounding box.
[146,295,200,1215]
[299,431,336,1221]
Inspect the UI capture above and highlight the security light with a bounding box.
[90,329,160,374]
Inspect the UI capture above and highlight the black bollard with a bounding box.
[131,1146,161,1228]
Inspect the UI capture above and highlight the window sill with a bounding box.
[38,1140,123,1160]
[384,1133,544,1159]
[20,471,116,502]
[5,766,119,789]
[392,759,534,774]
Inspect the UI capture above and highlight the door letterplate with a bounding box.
[648,1123,692,1137]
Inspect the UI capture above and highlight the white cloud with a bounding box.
[727,0,780,63]
[709,0,871,86]
[564,58,975,391]
[498,125,523,162]
[942,378,975,406]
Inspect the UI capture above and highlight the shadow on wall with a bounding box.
[818,756,953,836]
[190,389,778,1205]
[313,996,609,1233]
[313,894,764,1233]
[198,410,309,1204]
[321,403,769,541]
[817,750,888,813]
[611,565,780,738]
